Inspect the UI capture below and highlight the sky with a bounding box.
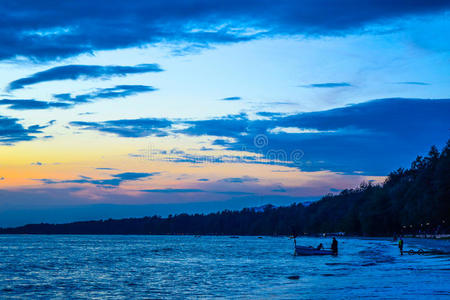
[0,1,449,226]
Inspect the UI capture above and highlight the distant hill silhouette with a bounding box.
[1,141,449,236]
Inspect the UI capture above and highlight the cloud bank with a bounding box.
[68,98,450,174]
[1,1,449,61]
[179,98,450,175]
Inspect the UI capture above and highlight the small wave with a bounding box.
[433,291,450,296]
[361,263,376,267]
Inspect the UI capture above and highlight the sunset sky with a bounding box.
[1,1,449,226]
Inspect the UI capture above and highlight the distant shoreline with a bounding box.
[0,233,447,240]
[2,142,448,237]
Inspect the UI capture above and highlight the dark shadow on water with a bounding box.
[361,263,377,267]
[325,262,354,266]
[150,247,174,253]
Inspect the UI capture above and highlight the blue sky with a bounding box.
[0,1,449,226]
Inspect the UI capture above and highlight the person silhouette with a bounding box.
[398,238,404,255]
[331,237,338,255]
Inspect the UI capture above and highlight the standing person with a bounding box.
[398,238,404,255]
[331,237,338,255]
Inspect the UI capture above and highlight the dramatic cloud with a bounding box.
[180,98,450,175]
[0,99,72,110]
[7,64,162,91]
[301,82,352,88]
[0,116,47,144]
[1,1,449,61]
[53,85,157,103]
[38,172,159,188]
[221,96,242,101]
[70,118,172,138]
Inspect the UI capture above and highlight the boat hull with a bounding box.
[295,246,335,256]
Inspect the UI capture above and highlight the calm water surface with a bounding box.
[0,235,449,299]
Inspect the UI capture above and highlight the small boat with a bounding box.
[294,245,335,256]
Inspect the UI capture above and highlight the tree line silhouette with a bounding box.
[1,141,449,236]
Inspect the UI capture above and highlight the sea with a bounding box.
[0,235,448,299]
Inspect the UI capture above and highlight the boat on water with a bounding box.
[294,245,335,256]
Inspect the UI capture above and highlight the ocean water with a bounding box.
[0,235,448,299]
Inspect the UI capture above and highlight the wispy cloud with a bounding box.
[70,118,172,138]
[7,64,162,91]
[38,172,159,188]
[0,99,72,110]
[112,172,157,181]
[53,85,157,103]
[141,188,205,193]
[219,176,259,183]
[139,188,255,195]
[1,85,157,111]
[301,82,352,88]
[256,112,285,118]
[395,81,430,86]
[221,96,241,101]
